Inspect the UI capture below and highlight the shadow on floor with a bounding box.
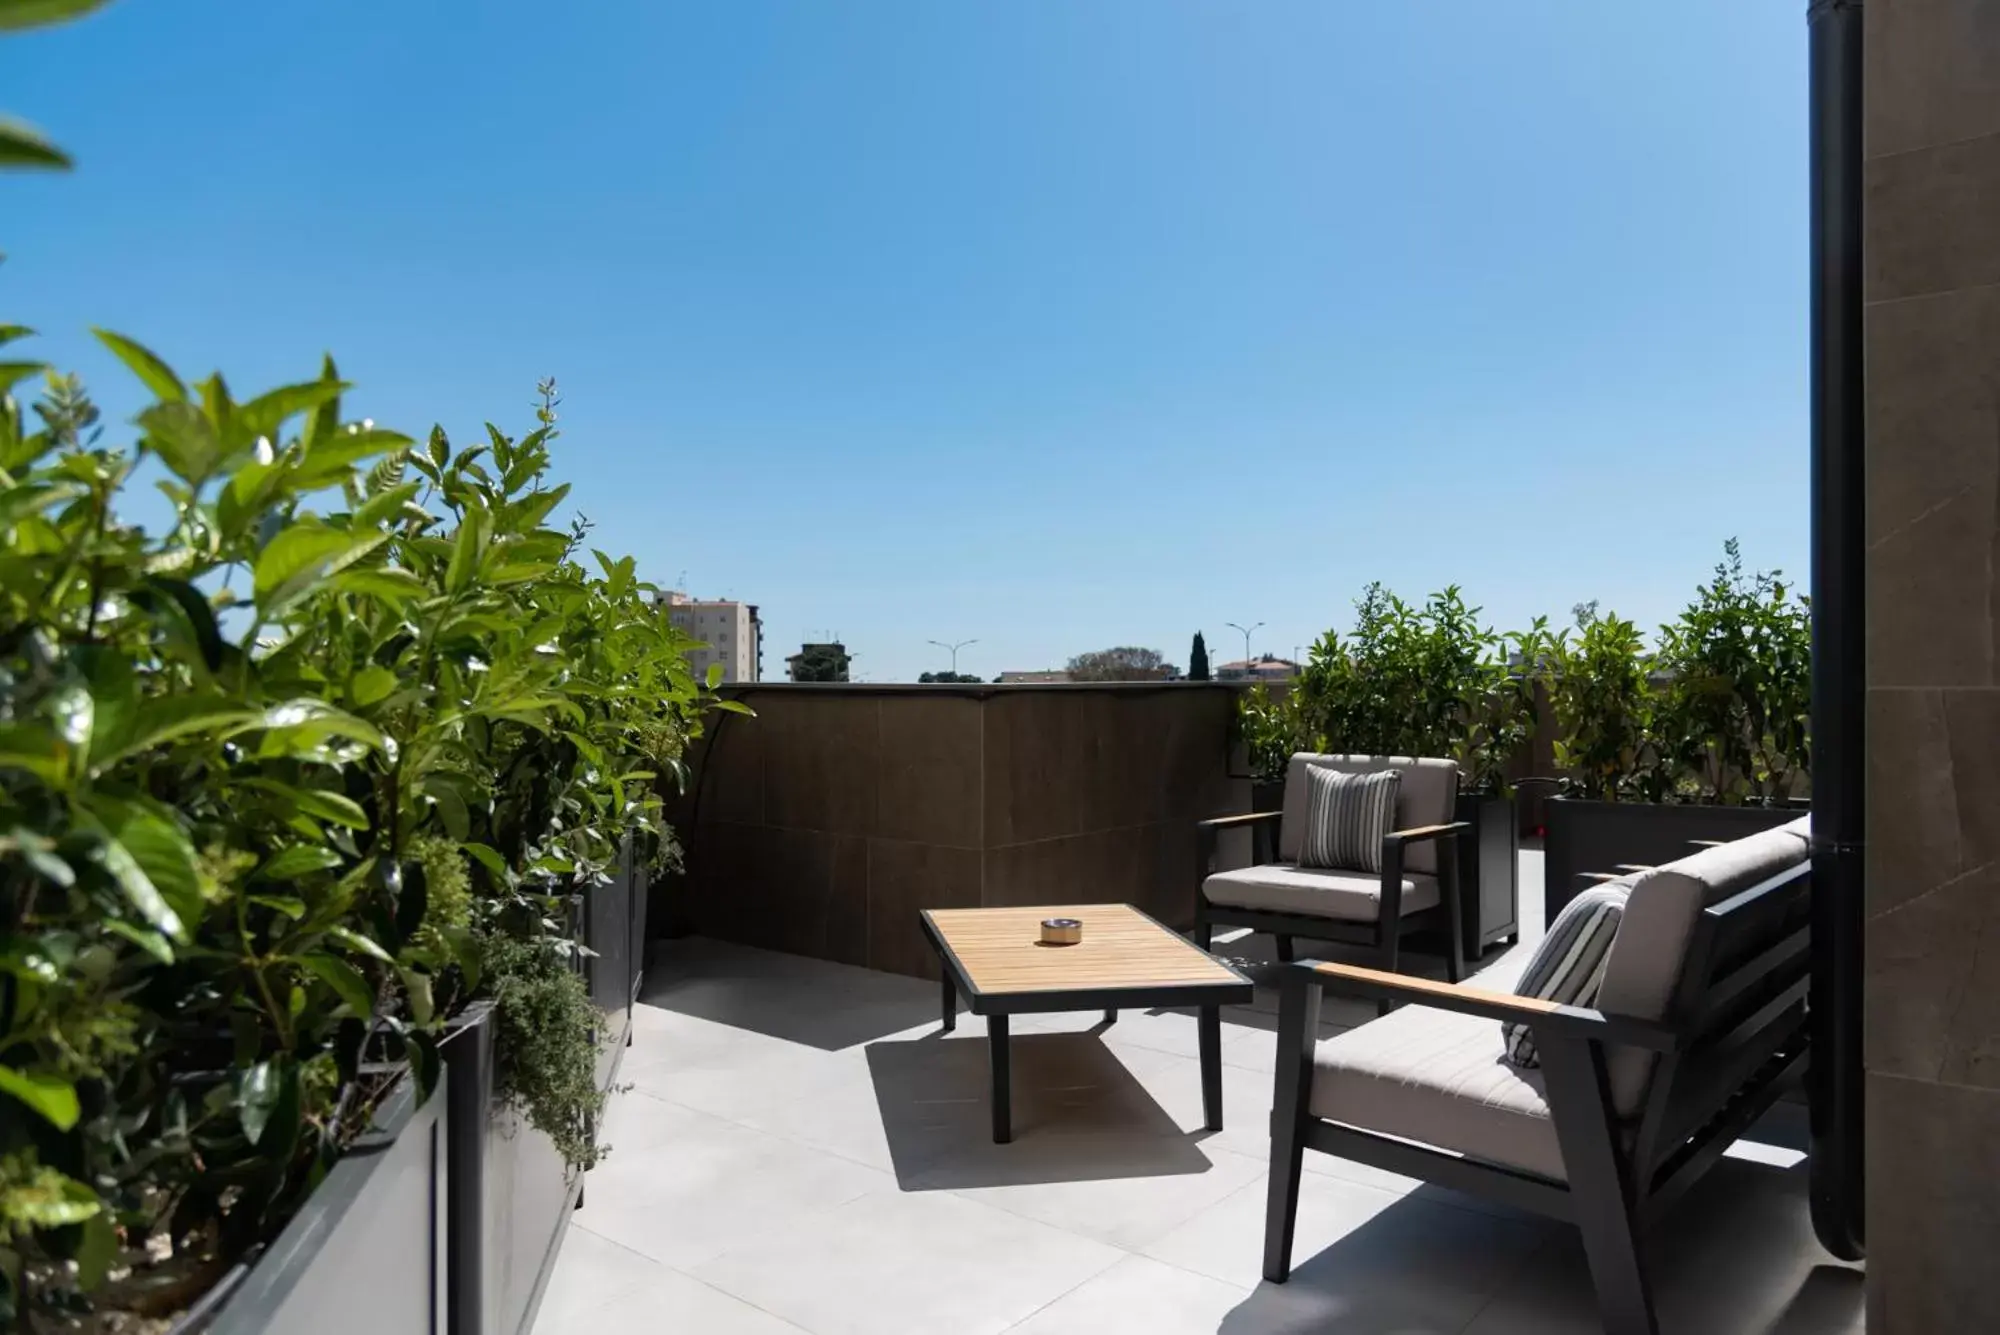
[640,938,942,1050]
[864,1029,1220,1191]
[1219,1155,1863,1335]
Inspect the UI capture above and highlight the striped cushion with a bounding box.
[1297,767,1399,874]
[1502,881,1630,1068]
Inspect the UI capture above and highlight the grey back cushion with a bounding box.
[1502,878,1631,1067]
[1595,823,1812,1113]
[1280,754,1459,874]
[1297,767,1400,873]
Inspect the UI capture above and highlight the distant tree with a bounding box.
[1188,632,1211,681]
[919,670,984,684]
[788,642,851,682]
[1065,646,1178,682]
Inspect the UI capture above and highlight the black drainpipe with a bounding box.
[1806,0,1865,1263]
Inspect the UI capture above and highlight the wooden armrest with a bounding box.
[1303,961,1681,1052]
[1384,821,1470,843]
[1197,810,1283,830]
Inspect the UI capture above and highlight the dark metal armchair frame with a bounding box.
[1262,857,1813,1335]
[1194,809,1470,992]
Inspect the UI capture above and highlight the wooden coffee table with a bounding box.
[919,903,1254,1143]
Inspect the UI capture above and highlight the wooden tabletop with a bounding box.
[922,903,1246,997]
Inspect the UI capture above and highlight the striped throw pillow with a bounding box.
[1297,767,1400,874]
[1501,881,1631,1068]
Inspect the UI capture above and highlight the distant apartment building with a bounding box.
[1215,655,1299,682]
[657,591,762,683]
[995,669,1072,684]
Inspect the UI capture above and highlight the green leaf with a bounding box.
[0,359,46,391]
[75,1207,118,1290]
[712,698,756,716]
[248,893,307,918]
[102,919,174,963]
[239,377,350,442]
[92,804,201,940]
[233,777,371,829]
[400,966,434,1026]
[135,401,220,482]
[0,323,35,347]
[94,328,185,402]
[353,479,422,529]
[251,698,387,757]
[0,116,69,169]
[328,925,393,963]
[349,664,398,707]
[444,508,491,595]
[706,662,724,690]
[90,820,189,942]
[238,1061,279,1144]
[5,1169,100,1228]
[293,429,412,490]
[254,524,388,615]
[0,720,66,783]
[89,694,258,774]
[256,845,342,881]
[0,0,117,32]
[460,842,507,878]
[301,952,373,1017]
[0,1065,80,1130]
[330,566,427,602]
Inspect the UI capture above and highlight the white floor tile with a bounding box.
[573,1106,889,1270]
[1144,1171,1547,1320]
[530,1226,670,1330]
[692,1186,1124,1335]
[1005,1255,1254,1334]
[941,1144,1267,1250]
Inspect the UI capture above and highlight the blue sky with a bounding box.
[4,1,1807,682]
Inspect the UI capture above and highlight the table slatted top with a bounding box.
[922,904,1246,996]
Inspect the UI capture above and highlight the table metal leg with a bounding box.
[941,970,956,1032]
[1199,1004,1223,1131]
[989,1013,1012,1143]
[1103,1007,1118,1026]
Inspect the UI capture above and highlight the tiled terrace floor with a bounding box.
[535,852,1864,1334]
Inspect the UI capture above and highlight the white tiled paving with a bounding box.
[536,850,1863,1335]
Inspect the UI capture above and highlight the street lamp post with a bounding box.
[1225,621,1264,673]
[927,638,978,677]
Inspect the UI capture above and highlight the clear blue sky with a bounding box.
[4,1,1807,682]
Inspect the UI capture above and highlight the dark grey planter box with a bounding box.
[444,1002,582,1335]
[1455,790,1520,960]
[1543,797,1804,918]
[192,1072,447,1335]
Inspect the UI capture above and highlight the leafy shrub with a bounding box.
[1651,540,1811,805]
[1270,585,1535,793]
[1540,605,1657,801]
[0,341,723,1323]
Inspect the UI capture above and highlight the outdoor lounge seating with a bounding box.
[1260,815,1814,1335]
[1195,753,1468,988]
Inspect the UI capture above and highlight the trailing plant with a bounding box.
[476,931,607,1172]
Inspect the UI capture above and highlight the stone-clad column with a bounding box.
[1863,1,2000,1328]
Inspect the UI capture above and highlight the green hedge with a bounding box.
[1242,540,1812,806]
[0,349,732,1322]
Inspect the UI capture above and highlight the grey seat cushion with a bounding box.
[1310,1003,1564,1182]
[1280,754,1459,875]
[1202,863,1438,921]
[1596,823,1813,1112]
